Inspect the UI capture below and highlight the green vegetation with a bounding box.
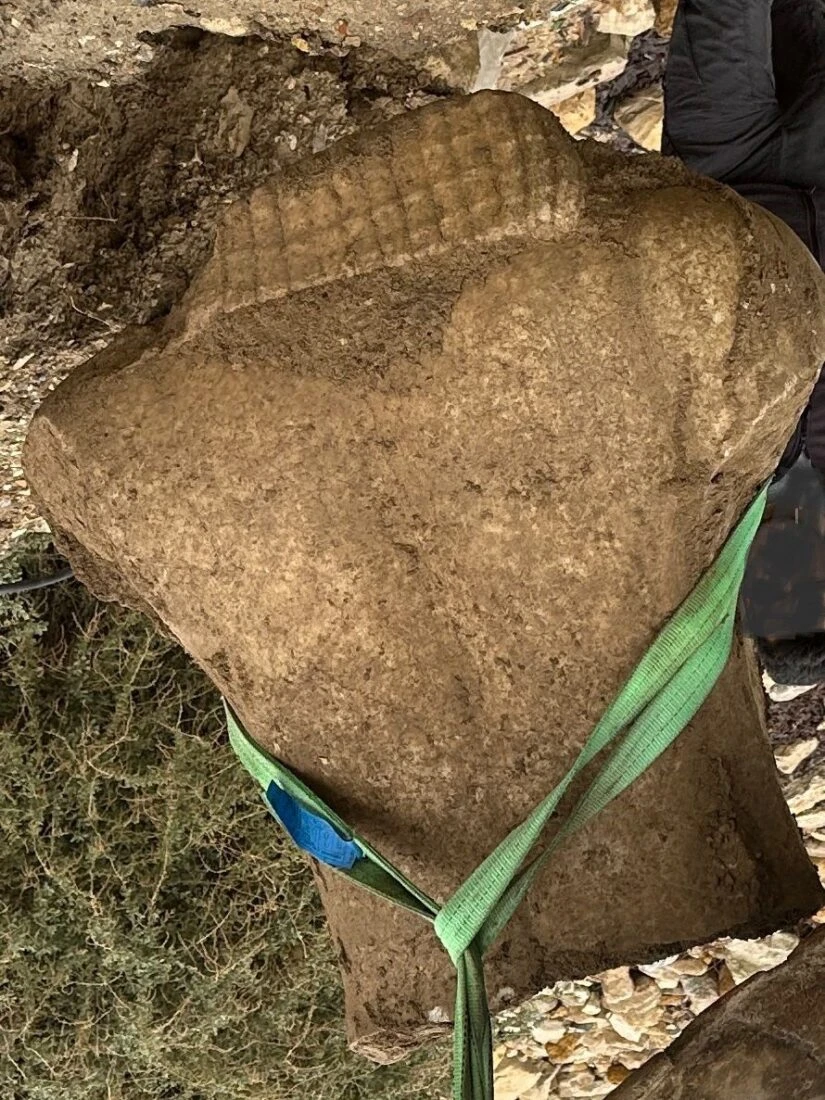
[0,537,448,1100]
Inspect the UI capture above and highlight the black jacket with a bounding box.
[735,184,825,474]
[663,0,825,477]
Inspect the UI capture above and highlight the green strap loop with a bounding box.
[225,703,439,921]
[224,485,768,1100]
[453,942,493,1100]
[435,488,763,964]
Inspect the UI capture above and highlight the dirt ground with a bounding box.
[1,0,550,79]
[0,24,458,544]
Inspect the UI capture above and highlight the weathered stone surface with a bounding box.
[615,88,664,152]
[653,0,678,36]
[558,1066,614,1097]
[597,967,636,1009]
[546,1033,586,1065]
[609,977,662,1033]
[612,928,825,1100]
[521,1074,558,1100]
[787,772,825,816]
[800,809,825,832]
[494,1054,544,1099]
[668,955,711,977]
[775,737,819,774]
[24,91,825,1059]
[609,1012,645,1044]
[637,952,709,987]
[556,982,596,1010]
[597,0,656,38]
[549,87,598,135]
[533,1020,567,1045]
[636,956,680,989]
[714,933,800,985]
[498,17,628,107]
[681,972,720,1015]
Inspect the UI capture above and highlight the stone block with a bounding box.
[24,91,825,1061]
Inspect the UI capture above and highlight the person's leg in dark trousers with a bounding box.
[663,0,782,184]
[772,0,825,187]
[772,0,825,106]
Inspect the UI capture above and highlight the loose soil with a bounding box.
[0,26,452,545]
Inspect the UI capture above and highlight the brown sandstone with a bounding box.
[24,91,825,1058]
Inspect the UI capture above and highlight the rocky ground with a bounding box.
[2,2,824,1098]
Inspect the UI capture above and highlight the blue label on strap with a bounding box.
[264,781,361,871]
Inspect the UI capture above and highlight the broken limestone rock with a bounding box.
[24,91,825,1060]
[681,972,720,1015]
[712,933,800,985]
[787,771,825,817]
[612,928,825,1100]
[775,737,819,775]
[597,967,636,1009]
[548,87,598,136]
[653,0,678,36]
[496,14,629,108]
[494,1055,545,1100]
[615,88,664,152]
[597,0,656,38]
[558,1067,614,1098]
[608,976,662,1033]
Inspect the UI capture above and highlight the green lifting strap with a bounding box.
[223,484,768,1100]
